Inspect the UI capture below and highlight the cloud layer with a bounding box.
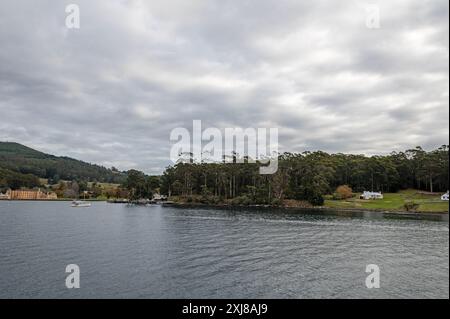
[0,0,448,174]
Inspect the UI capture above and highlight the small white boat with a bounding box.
[71,200,91,207]
[71,191,91,207]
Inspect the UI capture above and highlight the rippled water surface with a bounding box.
[0,201,448,298]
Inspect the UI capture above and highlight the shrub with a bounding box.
[332,192,342,200]
[231,195,251,206]
[308,192,324,206]
[271,198,283,206]
[209,196,221,204]
[335,185,353,199]
[199,195,220,204]
[404,202,419,211]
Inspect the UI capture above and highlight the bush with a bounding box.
[271,198,283,206]
[209,196,221,204]
[335,185,353,199]
[231,195,252,206]
[199,195,220,204]
[332,193,342,200]
[404,202,419,211]
[308,192,324,206]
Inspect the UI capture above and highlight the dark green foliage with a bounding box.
[231,195,252,206]
[0,142,126,186]
[122,169,160,200]
[0,168,41,191]
[306,191,325,206]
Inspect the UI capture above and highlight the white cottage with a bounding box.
[360,191,383,200]
[441,191,449,201]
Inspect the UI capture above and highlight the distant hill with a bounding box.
[0,142,126,186]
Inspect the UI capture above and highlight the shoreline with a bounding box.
[165,201,449,216]
[0,198,107,202]
[1,198,448,216]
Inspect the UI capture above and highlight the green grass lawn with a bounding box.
[325,189,449,213]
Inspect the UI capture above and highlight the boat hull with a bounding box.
[71,201,91,207]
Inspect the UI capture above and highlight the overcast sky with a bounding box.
[0,0,448,174]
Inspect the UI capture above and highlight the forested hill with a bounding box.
[0,142,126,186]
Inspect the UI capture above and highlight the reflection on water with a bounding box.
[0,201,448,298]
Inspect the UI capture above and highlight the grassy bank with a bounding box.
[168,189,448,214]
[324,189,448,213]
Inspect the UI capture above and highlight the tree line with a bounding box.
[2,143,448,205]
[159,145,449,205]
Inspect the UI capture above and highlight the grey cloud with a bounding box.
[0,0,448,174]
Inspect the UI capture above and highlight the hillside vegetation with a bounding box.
[0,142,126,189]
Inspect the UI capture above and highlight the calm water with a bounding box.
[0,201,448,299]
